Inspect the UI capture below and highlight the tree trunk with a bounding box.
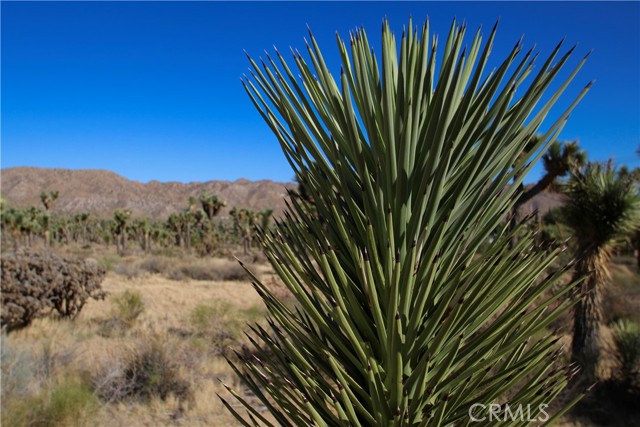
[44,229,50,250]
[571,250,604,384]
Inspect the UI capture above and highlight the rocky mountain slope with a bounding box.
[1,167,564,220]
[1,167,295,219]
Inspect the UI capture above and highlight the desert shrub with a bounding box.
[613,320,640,388]
[114,261,143,279]
[112,290,145,326]
[2,378,98,427]
[189,302,241,356]
[95,290,145,337]
[1,249,107,331]
[38,380,99,427]
[95,338,190,403]
[98,254,119,271]
[217,262,249,281]
[167,259,250,282]
[137,255,170,274]
[168,263,216,281]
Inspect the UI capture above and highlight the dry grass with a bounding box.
[3,247,637,427]
[2,255,275,427]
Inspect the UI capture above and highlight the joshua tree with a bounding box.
[113,209,132,255]
[522,140,586,205]
[222,18,592,426]
[39,190,59,248]
[258,208,274,232]
[509,139,586,246]
[560,162,640,383]
[73,212,91,244]
[39,190,59,211]
[166,212,184,248]
[230,207,256,255]
[132,217,152,253]
[184,197,200,250]
[2,208,25,251]
[200,193,226,224]
[22,207,42,247]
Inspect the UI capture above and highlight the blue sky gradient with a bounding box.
[2,1,639,183]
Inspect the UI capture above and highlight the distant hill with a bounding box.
[0,167,564,220]
[1,167,295,220]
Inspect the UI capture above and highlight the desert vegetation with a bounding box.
[1,191,273,259]
[1,16,639,427]
[228,16,639,427]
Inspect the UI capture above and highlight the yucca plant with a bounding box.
[560,162,640,383]
[612,320,640,388]
[223,18,592,426]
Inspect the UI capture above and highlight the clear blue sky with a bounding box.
[2,1,639,183]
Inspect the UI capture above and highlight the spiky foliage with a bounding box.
[225,19,592,426]
[560,162,640,382]
[612,320,640,388]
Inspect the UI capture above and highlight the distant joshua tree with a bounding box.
[113,209,132,255]
[40,190,59,249]
[73,212,91,244]
[200,193,226,224]
[230,207,256,256]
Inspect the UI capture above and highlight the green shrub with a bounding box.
[2,379,99,427]
[98,254,119,272]
[613,320,640,388]
[190,302,241,356]
[112,290,145,326]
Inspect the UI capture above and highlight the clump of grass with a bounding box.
[2,379,99,427]
[188,301,267,357]
[96,290,144,337]
[98,254,120,272]
[94,337,190,403]
[189,302,241,356]
[113,290,145,326]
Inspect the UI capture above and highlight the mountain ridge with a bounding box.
[1,167,295,220]
[1,166,564,221]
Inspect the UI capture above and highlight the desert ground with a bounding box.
[2,246,639,427]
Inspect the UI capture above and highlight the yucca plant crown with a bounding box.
[561,161,640,252]
[224,18,592,426]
